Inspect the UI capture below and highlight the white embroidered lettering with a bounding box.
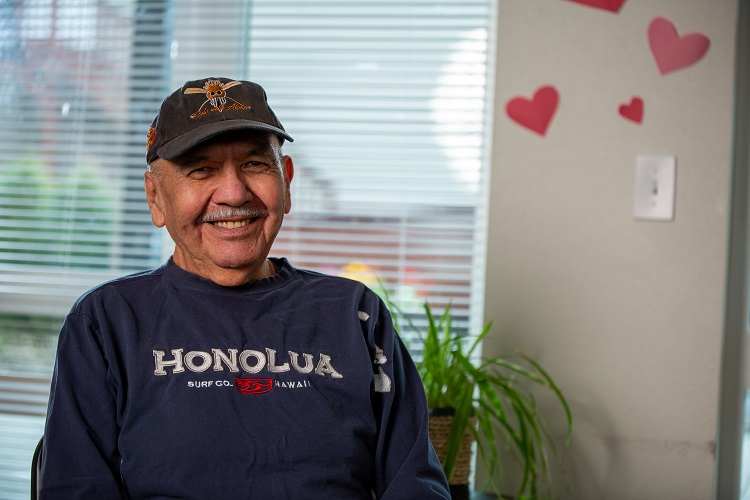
[153,349,185,375]
[184,351,212,372]
[266,348,290,373]
[212,348,240,372]
[188,380,213,388]
[289,351,314,373]
[239,349,266,374]
[274,380,312,389]
[373,344,387,365]
[315,354,343,379]
[374,367,392,393]
[153,347,342,379]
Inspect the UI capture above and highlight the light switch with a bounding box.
[633,154,676,221]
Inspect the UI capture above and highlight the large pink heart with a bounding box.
[648,17,710,75]
[566,0,626,13]
[506,86,559,136]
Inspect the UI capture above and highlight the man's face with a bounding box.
[144,131,293,286]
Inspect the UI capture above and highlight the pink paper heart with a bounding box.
[619,97,643,123]
[648,17,710,75]
[566,0,626,13]
[506,86,559,136]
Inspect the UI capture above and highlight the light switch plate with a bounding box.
[633,154,676,221]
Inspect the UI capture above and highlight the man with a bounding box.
[40,77,451,499]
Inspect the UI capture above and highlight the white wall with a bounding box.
[483,0,738,498]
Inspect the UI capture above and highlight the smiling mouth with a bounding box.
[211,219,254,229]
[202,208,268,228]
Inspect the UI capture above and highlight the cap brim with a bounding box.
[156,119,294,161]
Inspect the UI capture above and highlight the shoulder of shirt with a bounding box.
[290,265,387,316]
[293,266,378,293]
[70,265,166,311]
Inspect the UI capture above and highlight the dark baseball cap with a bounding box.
[146,77,293,164]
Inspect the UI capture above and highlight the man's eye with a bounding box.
[188,167,213,177]
[243,161,269,170]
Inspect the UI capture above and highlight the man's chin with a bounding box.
[209,252,273,273]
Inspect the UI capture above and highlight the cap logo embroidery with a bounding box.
[146,127,156,151]
[184,79,251,118]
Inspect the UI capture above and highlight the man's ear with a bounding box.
[283,155,294,214]
[144,170,166,228]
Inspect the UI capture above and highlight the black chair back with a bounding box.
[31,436,43,500]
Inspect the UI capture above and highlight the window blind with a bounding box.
[0,0,494,333]
[246,0,493,338]
[0,0,173,318]
[0,1,495,496]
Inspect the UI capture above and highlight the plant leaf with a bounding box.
[442,379,474,481]
[519,351,574,447]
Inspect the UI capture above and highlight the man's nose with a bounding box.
[213,168,252,206]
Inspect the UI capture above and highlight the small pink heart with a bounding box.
[648,17,710,75]
[619,97,643,123]
[506,86,559,136]
[566,0,626,13]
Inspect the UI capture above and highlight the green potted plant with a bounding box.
[388,299,572,500]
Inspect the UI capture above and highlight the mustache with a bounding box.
[199,207,268,223]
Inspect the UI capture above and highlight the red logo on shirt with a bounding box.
[234,378,273,395]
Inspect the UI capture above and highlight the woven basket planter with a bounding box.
[428,408,475,499]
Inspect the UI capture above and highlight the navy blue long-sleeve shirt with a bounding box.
[40,258,450,499]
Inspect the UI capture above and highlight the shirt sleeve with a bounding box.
[368,299,451,499]
[40,310,126,499]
